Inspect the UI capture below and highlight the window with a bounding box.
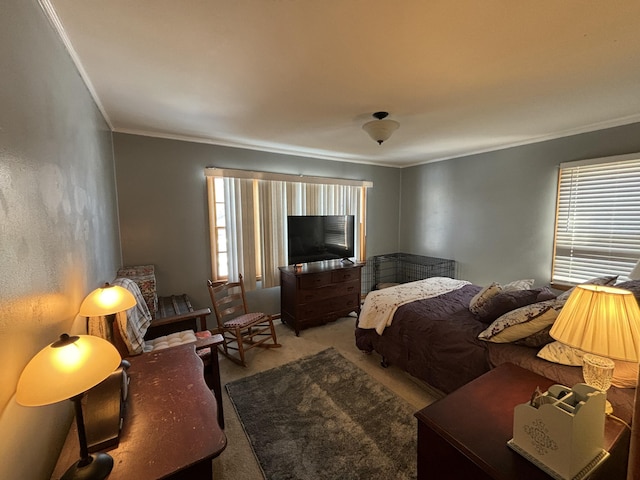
[206,168,371,290]
[552,154,640,285]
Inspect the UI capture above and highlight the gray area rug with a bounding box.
[226,348,417,480]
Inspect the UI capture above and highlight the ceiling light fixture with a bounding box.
[362,111,400,145]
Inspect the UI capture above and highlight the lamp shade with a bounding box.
[549,284,640,363]
[16,334,121,406]
[362,112,399,145]
[79,283,136,317]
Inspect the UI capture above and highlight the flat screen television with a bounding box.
[287,215,355,265]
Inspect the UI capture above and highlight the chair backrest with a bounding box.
[207,274,251,329]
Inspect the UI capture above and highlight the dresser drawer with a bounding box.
[298,272,333,289]
[298,293,360,320]
[331,268,360,283]
[298,279,360,303]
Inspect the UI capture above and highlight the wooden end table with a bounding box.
[415,363,630,480]
[51,343,226,480]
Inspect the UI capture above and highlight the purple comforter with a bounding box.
[355,283,635,422]
[355,284,487,394]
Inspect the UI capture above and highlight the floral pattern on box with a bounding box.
[117,264,158,316]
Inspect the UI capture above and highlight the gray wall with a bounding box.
[399,122,640,286]
[113,133,401,316]
[0,1,121,478]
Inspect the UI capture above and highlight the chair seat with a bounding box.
[195,330,213,360]
[223,312,266,329]
[144,330,197,352]
[208,274,280,366]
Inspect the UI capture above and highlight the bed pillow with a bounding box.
[474,287,557,324]
[537,341,584,365]
[502,279,535,291]
[537,341,638,388]
[468,283,502,315]
[514,324,555,348]
[477,299,562,343]
[468,279,535,316]
[556,275,619,301]
[615,279,640,303]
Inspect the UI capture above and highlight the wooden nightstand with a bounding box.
[415,363,630,479]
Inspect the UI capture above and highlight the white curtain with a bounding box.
[224,177,257,290]
[259,180,287,288]
[210,175,364,290]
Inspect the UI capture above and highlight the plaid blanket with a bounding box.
[88,277,151,355]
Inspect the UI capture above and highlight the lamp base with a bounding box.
[582,353,615,414]
[61,453,113,480]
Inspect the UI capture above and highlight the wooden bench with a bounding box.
[145,294,212,339]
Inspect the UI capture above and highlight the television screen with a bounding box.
[287,215,355,265]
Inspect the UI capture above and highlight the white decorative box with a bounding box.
[507,383,609,480]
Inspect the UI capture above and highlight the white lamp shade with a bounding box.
[362,119,400,144]
[550,284,640,362]
[79,283,136,316]
[16,334,121,406]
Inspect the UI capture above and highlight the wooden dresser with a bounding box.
[279,260,363,335]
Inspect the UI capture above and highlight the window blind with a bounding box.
[552,154,640,285]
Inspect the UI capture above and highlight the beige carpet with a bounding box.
[212,315,442,479]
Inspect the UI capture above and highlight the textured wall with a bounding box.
[113,133,401,314]
[0,1,120,478]
[399,122,640,286]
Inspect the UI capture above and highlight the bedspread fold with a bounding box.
[358,277,470,335]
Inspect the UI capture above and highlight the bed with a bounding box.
[355,276,639,424]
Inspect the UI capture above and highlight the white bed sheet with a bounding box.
[358,277,470,335]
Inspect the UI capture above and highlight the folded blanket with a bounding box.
[112,277,151,355]
[358,277,470,335]
[87,278,151,355]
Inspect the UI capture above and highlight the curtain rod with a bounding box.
[204,167,373,188]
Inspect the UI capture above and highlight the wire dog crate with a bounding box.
[361,253,456,294]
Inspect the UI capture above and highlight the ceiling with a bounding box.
[43,1,640,167]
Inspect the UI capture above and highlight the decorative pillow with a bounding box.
[615,280,640,303]
[474,287,557,324]
[514,324,555,348]
[502,279,535,292]
[468,283,502,315]
[556,275,619,301]
[537,341,638,388]
[477,299,562,343]
[537,341,584,366]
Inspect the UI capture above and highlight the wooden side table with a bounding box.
[415,363,630,480]
[51,344,226,480]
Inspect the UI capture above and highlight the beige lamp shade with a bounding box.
[550,284,640,363]
[79,283,136,317]
[362,112,400,145]
[16,334,121,406]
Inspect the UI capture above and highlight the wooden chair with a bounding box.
[207,274,281,366]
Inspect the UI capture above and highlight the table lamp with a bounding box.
[79,282,136,317]
[16,334,121,480]
[79,282,137,343]
[549,284,640,414]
